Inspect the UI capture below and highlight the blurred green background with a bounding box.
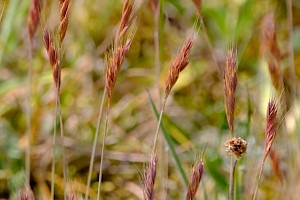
[0,0,300,199]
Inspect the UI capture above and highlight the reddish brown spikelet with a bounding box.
[19,189,35,200]
[223,48,237,136]
[151,0,159,12]
[267,59,283,92]
[27,0,43,41]
[106,38,132,101]
[192,0,202,14]
[269,149,283,183]
[186,160,204,200]
[59,0,70,44]
[117,0,133,42]
[164,34,194,97]
[263,100,278,162]
[143,153,158,200]
[43,28,61,89]
[260,13,281,60]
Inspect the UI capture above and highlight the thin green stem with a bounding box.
[97,103,111,200]
[152,98,167,154]
[58,95,67,200]
[252,158,265,200]
[26,40,33,188]
[85,88,106,200]
[230,157,238,200]
[51,86,59,200]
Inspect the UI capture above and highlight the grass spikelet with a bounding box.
[143,153,158,200]
[253,99,278,200]
[106,38,132,101]
[27,0,42,41]
[263,100,278,162]
[186,159,204,200]
[164,33,195,98]
[59,0,70,44]
[223,48,237,137]
[43,28,61,89]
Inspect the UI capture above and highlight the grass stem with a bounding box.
[85,88,106,200]
[97,103,111,200]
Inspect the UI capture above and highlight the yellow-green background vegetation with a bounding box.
[0,0,300,199]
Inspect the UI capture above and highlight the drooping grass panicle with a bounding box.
[223,48,237,136]
[43,28,61,90]
[263,99,278,162]
[186,159,204,200]
[143,153,158,200]
[59,0,70,44]
[28,0,43,41]
[164,33,195,98]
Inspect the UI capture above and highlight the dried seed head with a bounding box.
[43,28,61,89]
[223,48,237,136]
[263,100,278,162]
[59,0,70,44]
[28,0,43,41]
[143,153,158,200]
[225,137,247,158]
[186,159,204,200]
[106,38,132,101]
[260,13,281,60]
[164,34,194,97]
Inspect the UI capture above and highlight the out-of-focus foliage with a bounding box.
[0,0,300,199]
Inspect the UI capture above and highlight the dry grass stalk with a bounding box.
[224,137,247,158]
[186,159,204,200]
[223,48,237,136]
[143,153,158,200]
[28,0,43,41]
[59,0,70,44]
[43,28,61,89]
[263,100,278,162]
[106,38,132,101]
[164,34,195,98]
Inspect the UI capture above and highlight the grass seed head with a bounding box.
[263,100,278,162]
[223,48,237,136]
[43,28,61,89]
[28,0,43,41]
[186,159,204,200]
[143,153,158,200]
[164,34,194,97]
[59,0,70,44]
